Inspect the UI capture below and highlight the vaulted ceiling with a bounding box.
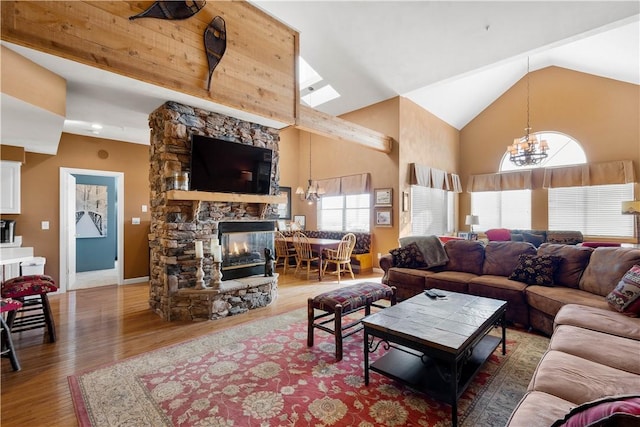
[1,2,638,154]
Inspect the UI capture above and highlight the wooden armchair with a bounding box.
[322,233,356,283]
[293,232,320,280]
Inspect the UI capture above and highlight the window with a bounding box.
[318,194,370,232]
[471,190,531,232]
[549,184,634,237]
[411,186,454,236]
[471,131,587,230]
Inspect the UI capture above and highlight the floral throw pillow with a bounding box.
[607,264,640,317]
[509,254,561,286]
[389,243,426,268]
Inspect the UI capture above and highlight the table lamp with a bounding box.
[465,215,479,233]
[622,201,640,243]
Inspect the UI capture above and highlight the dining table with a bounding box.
[282,236,341,281]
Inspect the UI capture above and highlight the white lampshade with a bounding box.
[465,215,479,226]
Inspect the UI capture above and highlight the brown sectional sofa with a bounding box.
[506,304,640,426]
[380,240,640,335]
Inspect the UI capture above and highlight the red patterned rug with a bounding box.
[69,308,548,426]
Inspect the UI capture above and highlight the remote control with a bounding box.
[432,289,447,298]
[424,289,437,298]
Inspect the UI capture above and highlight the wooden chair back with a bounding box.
[274,231,291,258]
[334,233,357,261]
[293,231,315,260]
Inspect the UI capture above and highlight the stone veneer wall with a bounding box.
[148,101,281,321]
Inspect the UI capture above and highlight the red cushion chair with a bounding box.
[1,275,58,343]
[485,228,512,242]
[1,297,23,371]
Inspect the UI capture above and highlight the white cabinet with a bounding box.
[0,161,21,214]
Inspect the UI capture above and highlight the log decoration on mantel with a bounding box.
[129,1,206,21]
[204,16,227,91]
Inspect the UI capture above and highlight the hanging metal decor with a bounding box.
[204,16,227,91]
[129,1,206,21]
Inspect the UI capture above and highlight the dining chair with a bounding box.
[274,231,296,275]
[322,233,357,283]
[293,231,320,280]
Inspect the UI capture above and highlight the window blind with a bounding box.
[548,183,634,237]
[411,185,451,235]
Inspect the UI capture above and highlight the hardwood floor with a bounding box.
[0,271,383,426]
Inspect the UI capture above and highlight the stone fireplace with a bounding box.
[148,101,282,321]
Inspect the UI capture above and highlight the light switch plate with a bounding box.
[141,205,148,212]
[41,221,49,230]
[132,217,141,225]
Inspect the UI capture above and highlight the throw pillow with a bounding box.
[485,228,511,242]
[551,394,640,427]
[522,231,545,248]
[509,254,561,286]
[389,242,426,269]
[606,264,640,317]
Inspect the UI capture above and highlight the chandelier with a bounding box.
[295,133,325,203]
[508,58,549,167]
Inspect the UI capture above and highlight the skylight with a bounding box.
[298,56,340,108]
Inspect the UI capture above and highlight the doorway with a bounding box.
[59,167,124,293]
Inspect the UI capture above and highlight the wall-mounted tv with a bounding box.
[189,135,273,194]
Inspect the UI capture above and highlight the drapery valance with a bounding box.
[467,170,533,192]
[316,173,370,196]
[410,163,461,192]
[542,160,636,188]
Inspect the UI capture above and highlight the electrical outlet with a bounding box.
[41,221,49,230]
[141,205,148,212]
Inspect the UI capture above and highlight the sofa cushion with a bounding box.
[580,248,640,297]
[528,350,640,405]
[551,395,640,427]
[550,324,640,375]
[509,254,561,286]
[526,286,608,318]
[538,243,594,289]
[443,240,485,275]
[483,241,536,277]
[606,264,640,316]
[387,267,434,301]
[468,275,529,325]
[389,243,426,268]
[425,271,476,294]
[485,228,511,241]
[506,391,575,427]
[554,304,640,341]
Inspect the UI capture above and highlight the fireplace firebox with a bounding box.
[218,221,276,280]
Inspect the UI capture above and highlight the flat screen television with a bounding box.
[189,135,273,194]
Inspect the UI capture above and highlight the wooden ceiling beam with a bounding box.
[296,105,393,153]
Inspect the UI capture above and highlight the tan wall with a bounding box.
[1,45,66,116]
[291,98,400,263]
[1,134,150,283]
[460,66,640,232]
[398,97,460,235]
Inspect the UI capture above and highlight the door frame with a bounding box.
[59,167,124,293]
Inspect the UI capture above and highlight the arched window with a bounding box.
[499,131,587,172]
[472,132,588,232]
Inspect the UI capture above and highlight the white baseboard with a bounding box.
[123,276,149,285]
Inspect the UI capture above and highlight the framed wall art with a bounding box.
[375,208,392,227]
[277,186,291,219]
[374,188,393,207]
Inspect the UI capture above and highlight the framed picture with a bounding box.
[402,191,409,212]
[375,208,392,227]
[277,187,291,219]
[293,215,306,230]
[458,232,469,240]
[374,188,393,207]
[76,184,108,238]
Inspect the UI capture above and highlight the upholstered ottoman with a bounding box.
[308,282,396,361]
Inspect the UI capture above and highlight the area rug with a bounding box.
[69,309,549,426]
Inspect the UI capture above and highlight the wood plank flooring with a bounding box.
[0,271,383,426]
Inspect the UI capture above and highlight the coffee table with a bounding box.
[363,289,506,427]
